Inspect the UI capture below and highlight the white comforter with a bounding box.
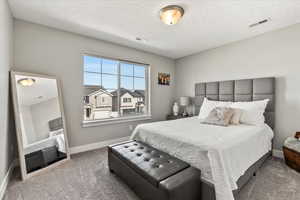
[130,117,273,200]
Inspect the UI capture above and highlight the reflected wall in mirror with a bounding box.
[11,71,70,180]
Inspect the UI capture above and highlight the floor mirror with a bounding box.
[10,71,70,180]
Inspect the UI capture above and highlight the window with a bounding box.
[83,55,150,123]
[123,98,131,103]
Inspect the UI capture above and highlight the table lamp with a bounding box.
[180,96,190,116]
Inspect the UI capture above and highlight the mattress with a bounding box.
[131,117,273,200]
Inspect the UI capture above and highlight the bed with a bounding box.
[131,77,275,200]
[24,117,66,173]
[24,117,65,154]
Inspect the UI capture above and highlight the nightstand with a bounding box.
[283,136,300,172]
[166,114,193,120]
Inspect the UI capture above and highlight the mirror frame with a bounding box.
[10,71,70,180]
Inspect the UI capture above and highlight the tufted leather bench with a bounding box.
[108,141,201,200]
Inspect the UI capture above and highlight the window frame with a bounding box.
[82,53,151,127]
[123,98,132,103]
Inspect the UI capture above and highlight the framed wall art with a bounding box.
[158,73,170,85]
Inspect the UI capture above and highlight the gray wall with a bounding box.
[0,0,15,186]
[14,20,176,147]
[175,23,300,150]
[31,97,61,142]
[19,105,36,145]
[19,98,61,146]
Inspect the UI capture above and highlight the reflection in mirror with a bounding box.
[12,72,69,179]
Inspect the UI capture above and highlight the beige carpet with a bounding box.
[4,148,300,200]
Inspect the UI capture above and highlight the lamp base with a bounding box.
[182,108,188,116]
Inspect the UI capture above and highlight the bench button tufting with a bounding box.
[109,141,201,200]
[154,164,163,168]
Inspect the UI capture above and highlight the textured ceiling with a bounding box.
[8,0,300,59]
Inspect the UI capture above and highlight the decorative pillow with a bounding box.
[230,108,243,125]
[201,107,235,126]
[230,99,269,126]
[198,98,232,119]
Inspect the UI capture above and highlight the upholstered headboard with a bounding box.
[48,117,63,131]
[194,77,275,129]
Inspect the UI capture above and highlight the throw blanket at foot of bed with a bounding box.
[108,141,201,200]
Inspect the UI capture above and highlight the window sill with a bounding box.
[82,115,152,128]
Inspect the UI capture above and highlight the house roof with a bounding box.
[111,88,144,98]
[134,90,145,97]
[84,85,105,96]
[87,88,113,97]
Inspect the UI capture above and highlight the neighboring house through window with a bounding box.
[83,55,150,123]
[123,98,131,103]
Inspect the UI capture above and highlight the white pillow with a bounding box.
[49,128,64,137]
[198,98,232,119]
[229,99,269,125]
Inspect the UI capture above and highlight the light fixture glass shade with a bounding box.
[18,78,36,86]
[160,5,184,25]
[180,96,190,106]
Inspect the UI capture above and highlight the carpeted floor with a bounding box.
[4,148,300,200]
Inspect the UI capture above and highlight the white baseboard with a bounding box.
[70,136,130,154]
[272,149,284,159]
[0,159,18,200]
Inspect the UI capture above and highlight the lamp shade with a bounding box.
[179,96,190,106]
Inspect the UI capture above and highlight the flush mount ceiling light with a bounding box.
[160,5,184,25]
[18,78,36,86]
